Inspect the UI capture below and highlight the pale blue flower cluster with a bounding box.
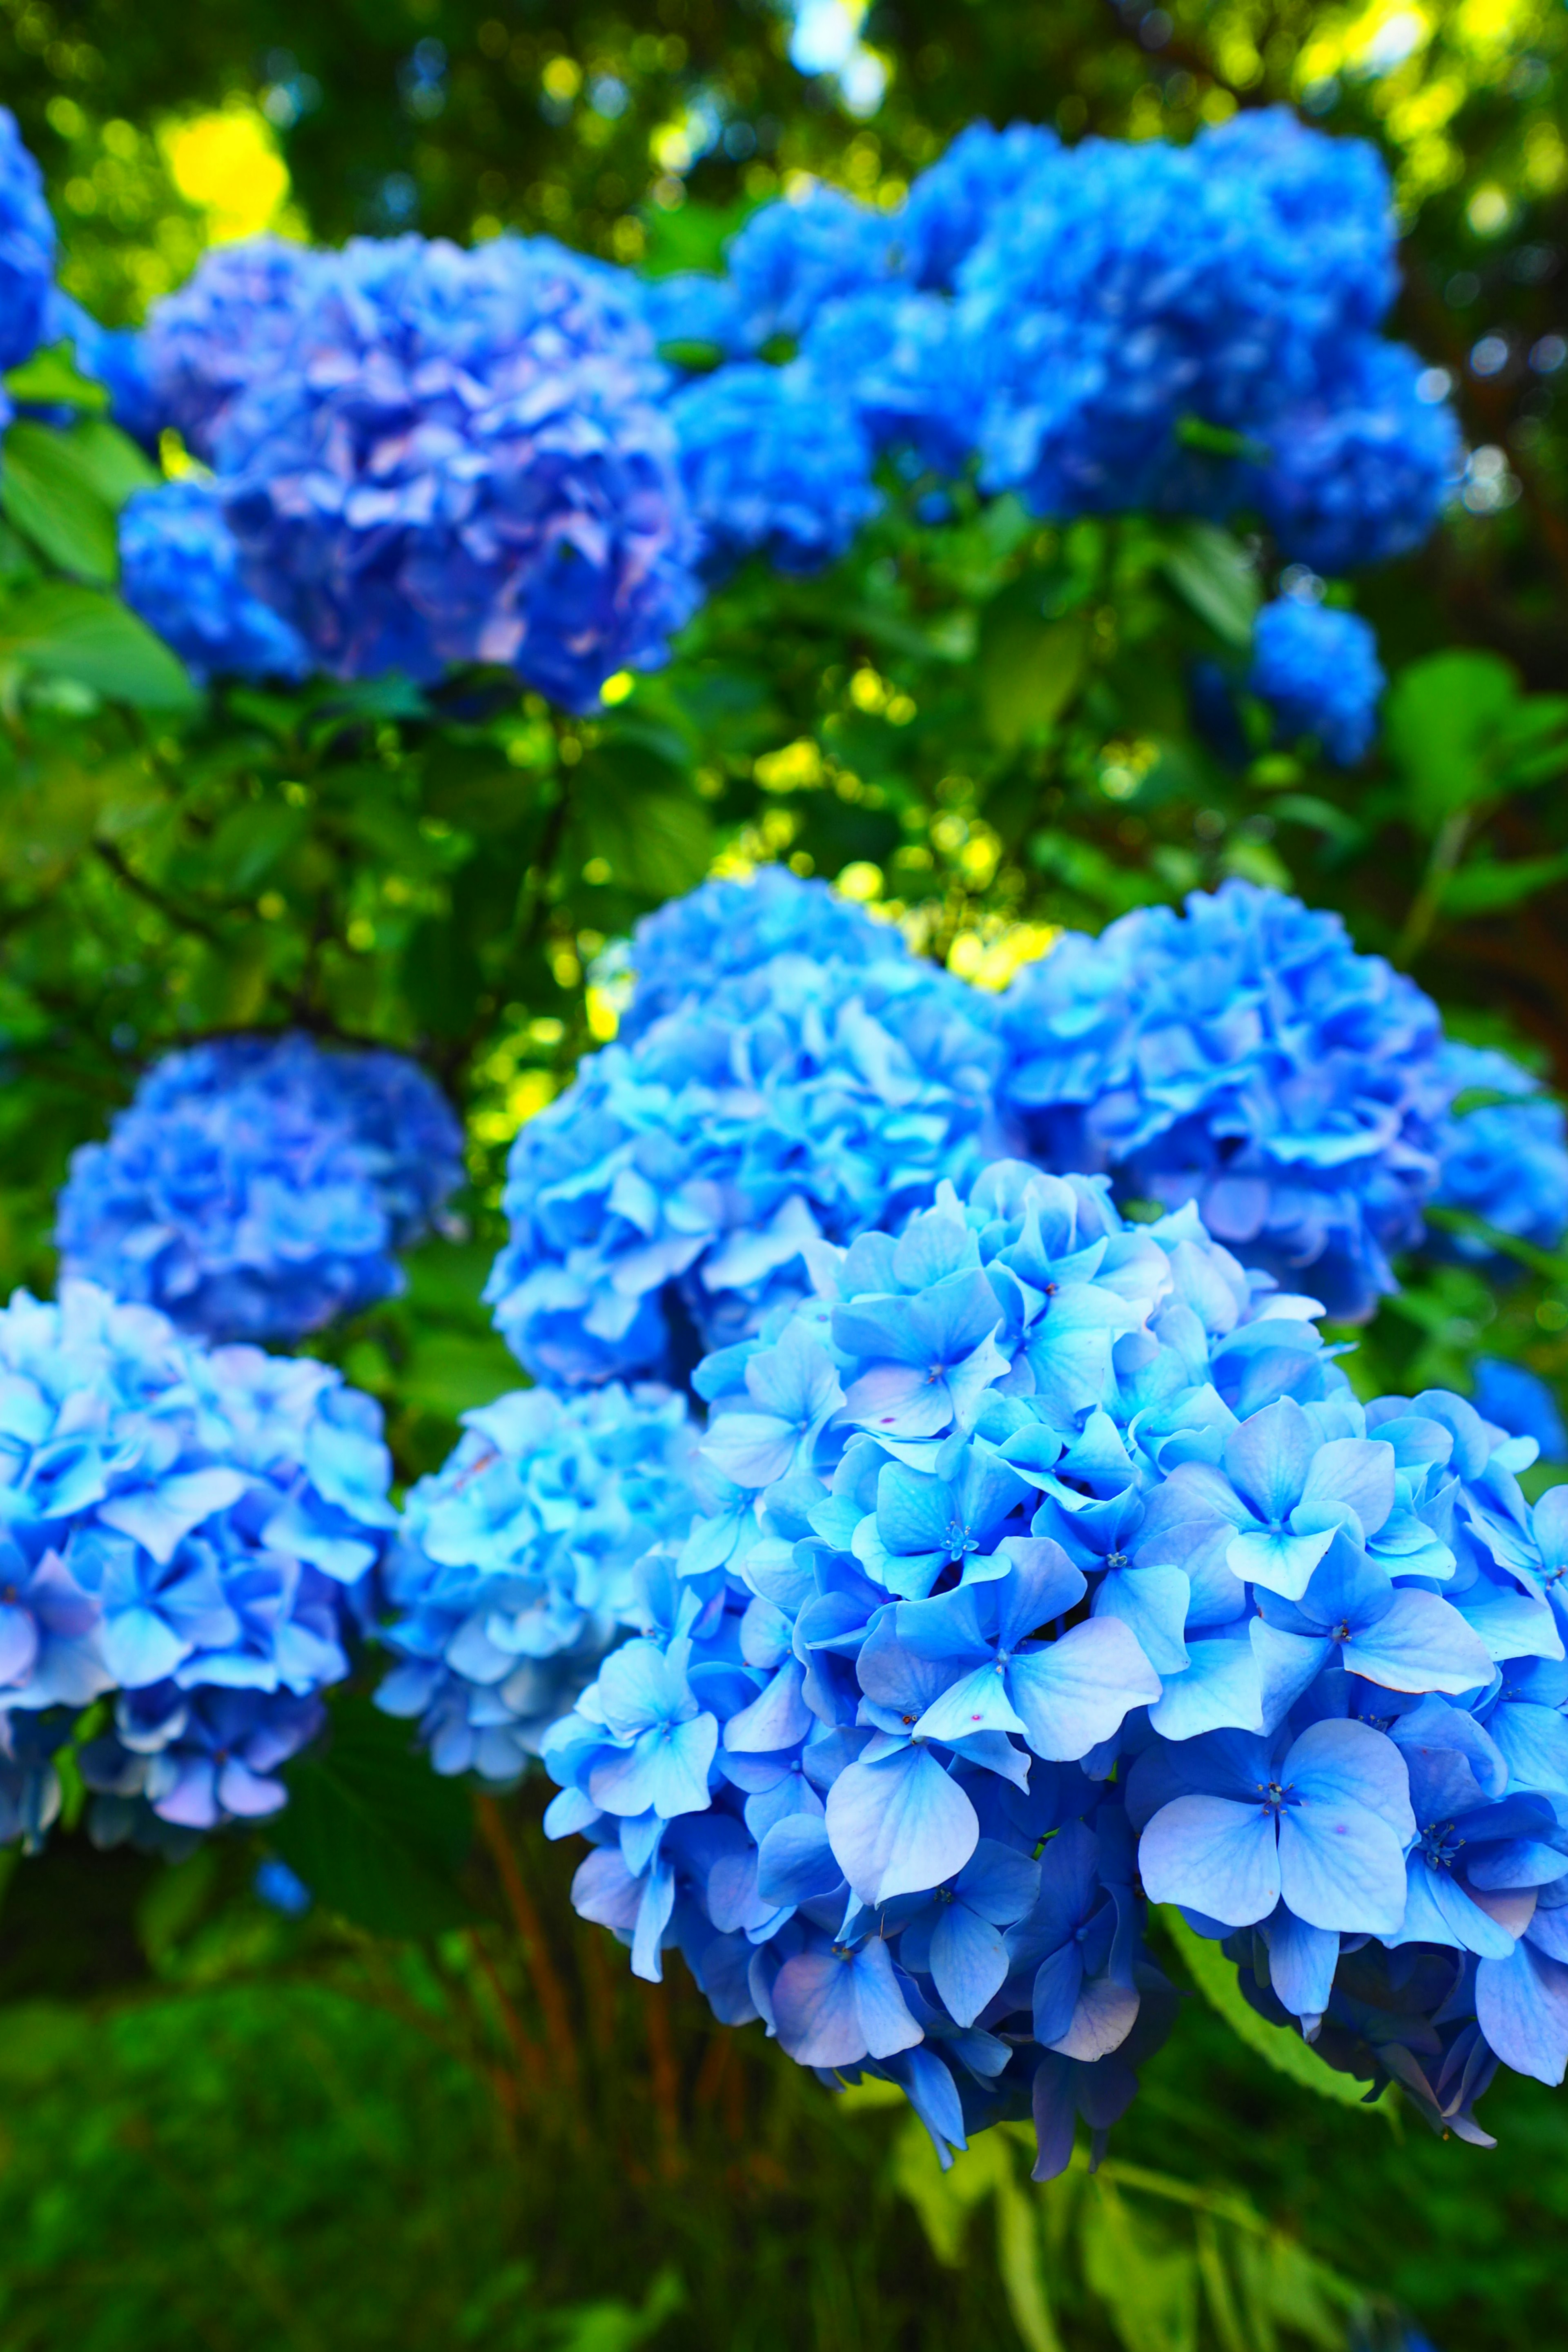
[56,1032,465,1346]
[996,882,1449,1321]
[485,939,1004,1389]
[375,1384,704,1782]
[544,1162,1568,2164]
[616,868,891,1044]
[1429,1041,1568,1265]
[0,1283,394,1849]
[1248,598,1385,766]
[0,106,56,440]
[120,479,312,686]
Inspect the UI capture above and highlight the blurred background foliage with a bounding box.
[2,0,1568,2343]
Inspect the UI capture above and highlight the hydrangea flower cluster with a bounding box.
[120,480,312,686]
[615,868,891,1045]
[57,1033,465,1346]
[138,236,326,463]
[486,942,1004,1390]
[0,105,56,435]
[43,288,163,450]
[1248,597,1385,767]
[995,882,1449,1321]
[668,361,880,578]
[375,1383,703,1782]
[544,1158,1568,2166]
[1429,1041,1568,1265]
[0,1282,394,1849]
[214,234,697,710]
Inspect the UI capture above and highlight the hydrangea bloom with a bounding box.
[1472,1360,1566,1462]
[376,1383,704,1780]
[546,1160,1568,2160]
[669,361,880,577]
[616,868,893,1045]
[207,234,697,710]
[486,945,1004,1388]
[893,121,1060,293]
[138,237,325,462]
[1429,1041,1568,1263]
[798,288,978,478]
[1248,597,1385,767]
[0,1283,395,1849]
[43,289,163,448]
[1251,339,1461,575]
[120,479,312,686]
[722,186,893,348]
[0,108,56,380]
[56,1033,465,1346]
[996,882,1449,1321]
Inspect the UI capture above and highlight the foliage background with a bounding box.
[1,0,1568,2343]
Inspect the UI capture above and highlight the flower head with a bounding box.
[617,867,891,1044]
[57,1032,464,1345]
[669,360,880,578]
[0,109,56,378]
[1430,1040,1568,1265]
[1248,598,1385,767]
[120,479,312,686]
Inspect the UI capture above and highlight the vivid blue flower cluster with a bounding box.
[543,1158,1568,2165]
[669,360,880,578]
[996,881,1449,1322]
[376,1384,703,1782]
[1471,1359,1567,1462]
[1248,597,1386,767]
[1429,1040,1568,1265]
[120,479,311,686]
[44,287,164,449]
[615,867,891,1044]
[0,1282,394,1850]
[485,938,1004,1389]
[0,105,56,439]
[57,1032,465,1346]
[139,236,324,463]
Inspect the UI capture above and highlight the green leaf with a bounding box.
[273,1693,478,1938]
[1158,523,1260,648]
[208,801,312,894]
[1440,849,1568,915]
[57,416,161,510]
[1161,1909,1393,2118]
[0,420,120,581]
[0,581,198,709]
[1080,2179,1199,2352]
[978,599,1090,750]
[1384,649,1523,829]
[1174,415,1267,463]
[2,342,109,412]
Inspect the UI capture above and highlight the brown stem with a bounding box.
[474,1792,581,2092]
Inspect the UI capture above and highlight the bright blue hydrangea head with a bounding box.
[205,234,698,711]
[996,882,1450,1321]
[0,108,56,379]
[1248,597,1385,767]
[1471,1359,1566,1461]
[893,121,1061,293]
[120,479,312,687]
[42,289,163,448]
[485,943,1004,1389]
[376,1383,704,1781]
[140,235,324,462]
[722,185,893,348]
[615,867,892,1045]
[56,1032,466,1346]
[546,1159,1568,2158]
[669,359,880,577]
[1429,1040,1568,1266]
[798,287,978,479]
[0,1282,395,1850]
[1251,338,1461,574]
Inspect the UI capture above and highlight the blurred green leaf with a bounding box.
[273,1694,478,1939]
[2,343,109,411]
[979,594,1090,749]
[0,580,198,708]
[0,420,120,582]
[1440,850,1568,916]
[1158,523,1259,649]
[1163,1910,1392,2118]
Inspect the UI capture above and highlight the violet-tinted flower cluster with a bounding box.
[0,1282,395,1851]
[996,882,1449,1321]
[485,940,1004,1390]
[543,1162,1568,2166]
[56,1033,465,1347]
[376,1383,703,1782]
[1249,597,1385,767]
[119,479,312,686]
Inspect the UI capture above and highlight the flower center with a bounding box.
[1421,1819,1465,1871]
[1255,1778,1298,1816]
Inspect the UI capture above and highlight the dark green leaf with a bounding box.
[0,420,120,582]
[1383,649,1521,829]
[1441,849,1568,915]
[208,802,312,894]
[978,600,1090,750]
[1157,522,1259,648]
[0,581,198,709]
[273,1693,478,1938]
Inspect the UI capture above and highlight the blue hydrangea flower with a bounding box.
[893,121,1060,293]
[485,944,1004,1387]
[1430,1041,1568,1264]
[798,287,978,478]
[139,236,325,462]
[723,185,894,348]
[1248,598,1385,767]
[375,1383,704,1780]
[56,1032,465,1346]
[1472,1361,1567,1462]
[636,271,747,356]
[120,479,312,686]
[0,1281,395,1849]
[669,360,881,577]
[0,108,56,379]
[616,867,893,1044]
[42,288,163,448]
[1252,338,1461,575]
[996,882,1450,1320]
[203,234,698,711]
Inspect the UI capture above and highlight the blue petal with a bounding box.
[1008,1619,1160,1761]
[929,1901,1009,2027]
[1139,1795,1282,1926]
[1476,1938,1568,2085]
[825,1743,979,1905]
